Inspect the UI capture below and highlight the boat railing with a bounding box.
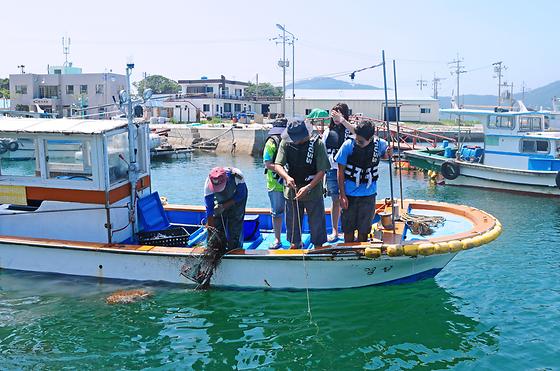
[352,115,457,149]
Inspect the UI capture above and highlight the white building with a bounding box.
[158,77,280,122]
[290,89,439,122]
[9,64,126,119]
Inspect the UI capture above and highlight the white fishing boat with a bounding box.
[0,115,502,289]
[406,101,560,196]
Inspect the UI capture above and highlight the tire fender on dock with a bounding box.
[441,161,460,180]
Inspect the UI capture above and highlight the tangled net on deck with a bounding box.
[180,225,226,290]
[400,212,446,236]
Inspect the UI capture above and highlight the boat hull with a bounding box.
[406,150,560,196]
[0,241,455,289]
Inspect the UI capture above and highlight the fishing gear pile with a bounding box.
[400,212,446,236]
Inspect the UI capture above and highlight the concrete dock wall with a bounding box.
[150,124,484,156]
[150,124,268,156]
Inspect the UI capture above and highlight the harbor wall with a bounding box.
[150,124,484,156]
[150,124,268,156]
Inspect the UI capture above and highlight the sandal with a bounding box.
[269,241,283,250]
[327,233,339,243]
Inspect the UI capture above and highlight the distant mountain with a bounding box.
[291,77,382,90]
[439,80,560,110]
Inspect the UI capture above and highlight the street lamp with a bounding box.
[275,24,296,117]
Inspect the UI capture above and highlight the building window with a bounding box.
[216,104,219,111]
[520,139,549,153]
[203,104,210,112]
[234,103,241,112]
[224,103,232,112]
[305,108,312,115]
[235,89,242,96]
[420,108,431,114]
[248,105,252,112]
[99,107,105,118]
[80,85,88,94]
[15,85,28,94]
[39,85,59,99]
[206,87,214,93]
[96,84,104,94]
[66,85,74,95]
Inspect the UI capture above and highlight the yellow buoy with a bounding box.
[471,235,486,247]
[434,242,451,254]
[403,244,419,256]
[461,238,476,249]
[418,243,435,256]
[448,240,463,252]
[364,247,381,259]
[386,244,403,257]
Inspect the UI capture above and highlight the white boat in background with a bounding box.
[406,100,560,196]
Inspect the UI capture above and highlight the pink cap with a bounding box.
[208,167,227,193]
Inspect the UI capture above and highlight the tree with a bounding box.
[245,82,282,97]
[133,75,180,95]
[0,78,9,98]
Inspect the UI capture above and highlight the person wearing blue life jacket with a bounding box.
[322,103,355,242]
[335,120,389,243]
[204,166,248,251]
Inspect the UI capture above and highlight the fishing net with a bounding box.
[400,212,445,236]
[180,225,226,289]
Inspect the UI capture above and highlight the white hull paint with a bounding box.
[407,151,560,196]
[0,242,456,289]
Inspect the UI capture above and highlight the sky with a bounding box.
[2,0,559,97]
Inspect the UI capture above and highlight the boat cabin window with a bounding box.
[520,139,549,154]
[46,139,93,180]
[107,131,130,184]
[0,138,39,177]
[519,117,542,132]
[488,115,515,130]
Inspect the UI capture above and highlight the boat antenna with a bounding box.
[125,62,139,240]
[392,60,404,210]
[381,50,396,231]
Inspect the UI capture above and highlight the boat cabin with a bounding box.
[0,117,151,243]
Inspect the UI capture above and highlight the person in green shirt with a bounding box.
[263,119,287,249]
[274,118,330,249]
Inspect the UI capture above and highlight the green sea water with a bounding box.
[1,153,559,370]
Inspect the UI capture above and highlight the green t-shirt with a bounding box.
[263,138,284,192]
[275,137,330,201]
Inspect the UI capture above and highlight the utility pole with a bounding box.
[501,81,514,106]
[17,65,25,74]
[448,54,466,107]
[432,74,446,99]
[255,73,259,101]
[492,61,506,107]
[416,75,428,91]
[521,81,528,102]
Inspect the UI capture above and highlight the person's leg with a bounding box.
[305,197,328,247]
[268,190,285,247]
[341,196,359,243]
[325,169,340,241]
[224,197,247,250]
[285,198,302,248]
[356,194,376,242]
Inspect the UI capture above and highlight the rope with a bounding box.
[293,195,313,324]
[400,212,445,236]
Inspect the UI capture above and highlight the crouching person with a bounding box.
[335,120,388,242]
[204,166,248,251]
[274,118,330,249]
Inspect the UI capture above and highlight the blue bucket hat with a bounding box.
[285,118,309,142]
